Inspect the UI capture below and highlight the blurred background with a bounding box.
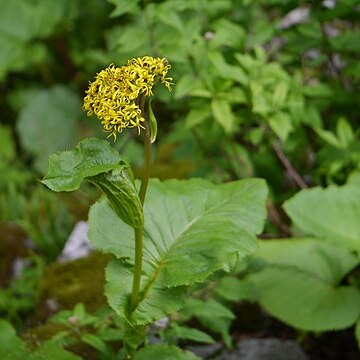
[0,0,359,358]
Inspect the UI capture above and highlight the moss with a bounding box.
[22,322,102,359]
[0,224,29,287]
[36,251,113,321]
[21,322,67,349]
[134,143,194,180]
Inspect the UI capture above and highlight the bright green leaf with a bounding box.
[107,0,140,17]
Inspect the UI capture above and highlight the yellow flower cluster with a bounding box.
[83,56,172,140]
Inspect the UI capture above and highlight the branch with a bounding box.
[272,140,308,189]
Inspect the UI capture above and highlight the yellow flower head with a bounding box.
[83,56,172,140]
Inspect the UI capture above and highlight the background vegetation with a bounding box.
[0,0,359,358]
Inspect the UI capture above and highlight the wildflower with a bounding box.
[83,56,172,140]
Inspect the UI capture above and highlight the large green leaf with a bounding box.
[255,238,359,284]
[89,178,267,324]
[283,184,360,252]
[248,238,360,331]
[42,138,143,228]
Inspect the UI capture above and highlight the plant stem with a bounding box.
[130,226,143,310]
[130,98,152,311]
[272,140,308,189]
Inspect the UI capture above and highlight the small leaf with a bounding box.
[211,98,235,134]
[209,52,248,85]
[336,117,354,148]
[42,138,121,192]
[81,334,113,357]
[148,101,158,144]
[315,128,342,148]
[182,298,234,348]
[268,112,293,142]
[272,82,289,109]
[134,344,200,360]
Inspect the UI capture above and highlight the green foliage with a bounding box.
[17,187,74,261]
[0,256,44,326]
[89,178,267,325]
[0,319,81,360]
[50,303,123,358]
[1,0,360,357]
[180,298,235,348]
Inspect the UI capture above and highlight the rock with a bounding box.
[57,221,93,262]
[217,338,308,360]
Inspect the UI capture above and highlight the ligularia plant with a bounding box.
[42,56,267,359]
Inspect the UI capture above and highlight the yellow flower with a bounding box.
[83,56,172,140]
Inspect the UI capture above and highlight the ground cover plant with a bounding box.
[0,0,360,359]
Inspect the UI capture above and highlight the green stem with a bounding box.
[130,98,152,311]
